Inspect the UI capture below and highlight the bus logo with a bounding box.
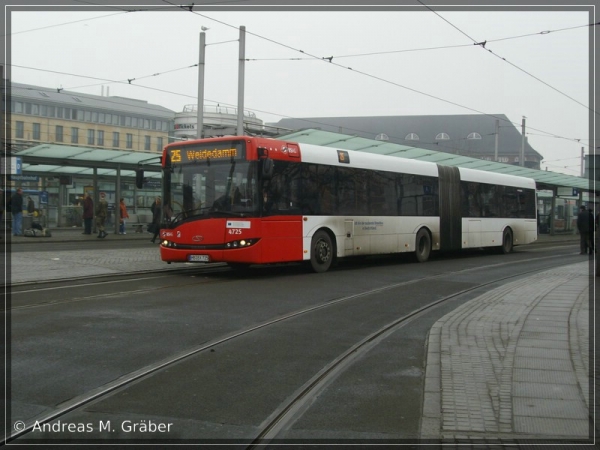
[192,235,204,242]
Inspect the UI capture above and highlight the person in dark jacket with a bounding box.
[576,205,590,255]
[589,208,596,254]
[150,196,161,243]
[27,196,35,214]
[95,192,108,238]
[82,192,94,235]
[10,188,24,236]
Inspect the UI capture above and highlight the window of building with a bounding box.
[98,130,104,146]
[92,111,98,122]
[144,119,150,129]
[47,106,55,117]
[435,132,450,140]
[125,116,131,127]
[40,105,47,116]
[144,135,151,151]
[16,121,24,139]
[56,125,63,142]
[32,104,39,115]
[105,113,111,124]
[156,137,163,151]
[71,127,79,144]
[71,109,78,120]
[88,129,95,145]
[25,103,32,114]
[85,110,92,122]
[467,132,482,140]
[405,133,419,141]
[126,133,133,149]
[132,117,138,127]
[120,116,126,126]
[77,110,84,121]
[113,132,120,148]
[32,123,41,140]
[99,113,105,124]
[112,115,119,126]
[14,102,23,113]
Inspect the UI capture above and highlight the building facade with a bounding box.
[6,82,175,154]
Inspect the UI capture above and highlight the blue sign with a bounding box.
[40,191,49,205]
[15,157,22,175]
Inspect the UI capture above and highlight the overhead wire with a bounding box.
[415,0,597,116]
[8,5,593,154]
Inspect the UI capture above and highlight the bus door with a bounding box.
[344,219,354,255]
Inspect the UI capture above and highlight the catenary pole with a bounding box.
[197,31,206,139]
[237,26,246,136]
[520,117,526,167]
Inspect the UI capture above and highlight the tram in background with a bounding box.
[138,136,537,272]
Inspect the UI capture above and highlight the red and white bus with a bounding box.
[148,136,537,272]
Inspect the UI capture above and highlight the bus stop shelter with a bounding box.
[6,144,162,234]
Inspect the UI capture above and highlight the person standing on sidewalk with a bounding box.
[82,192,94,235]
[10,188,24,236]
[589,208,596,254]
[150,196,161,243]
[95,192,108,238]
[576,205,590,255]
[119,198,129,235]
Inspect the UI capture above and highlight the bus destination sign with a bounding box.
[169,147,238,164]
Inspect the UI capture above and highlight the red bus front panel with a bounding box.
[159,216,303,265]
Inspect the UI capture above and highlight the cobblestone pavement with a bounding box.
[421,262,592,443]
[7,247,172,284]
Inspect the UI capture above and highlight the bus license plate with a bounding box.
[188,255,210,262]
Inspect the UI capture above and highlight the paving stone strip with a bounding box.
[421,262,590,441]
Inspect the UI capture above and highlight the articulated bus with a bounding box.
[146,136,537,272]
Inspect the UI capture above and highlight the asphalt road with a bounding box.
[7,241,584,444]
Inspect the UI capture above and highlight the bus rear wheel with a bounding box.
[500,228,513,254]
[415,228,431,263]
[310,230,334,273]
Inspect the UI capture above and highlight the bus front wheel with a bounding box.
[310,230,334,273]
[415,228,431,263]
[500,228,513,254]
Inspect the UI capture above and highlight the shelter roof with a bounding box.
[15,144,162,178]
[278,129,593,192]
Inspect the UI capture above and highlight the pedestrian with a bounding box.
[576,205,590,255]
[82,192,94,235]
[119,198,129,235]
[0,189,4,240]
[95,192,108,238]
[589,208,596,254]
[10,188,24,236]
[27,196,35,214]
[150,196,161,243]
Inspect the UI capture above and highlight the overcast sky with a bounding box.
[6,3,595,176]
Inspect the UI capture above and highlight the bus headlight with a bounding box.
[226,239,255,248]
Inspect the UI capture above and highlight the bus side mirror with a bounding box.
[261,159,274,180]
[135,169,145,189]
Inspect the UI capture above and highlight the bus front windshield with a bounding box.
[164,159,259,225]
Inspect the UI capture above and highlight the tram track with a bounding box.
[4,252,576,444]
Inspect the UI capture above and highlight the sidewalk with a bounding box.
[421,261,593,443]
[4,227,184,285]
